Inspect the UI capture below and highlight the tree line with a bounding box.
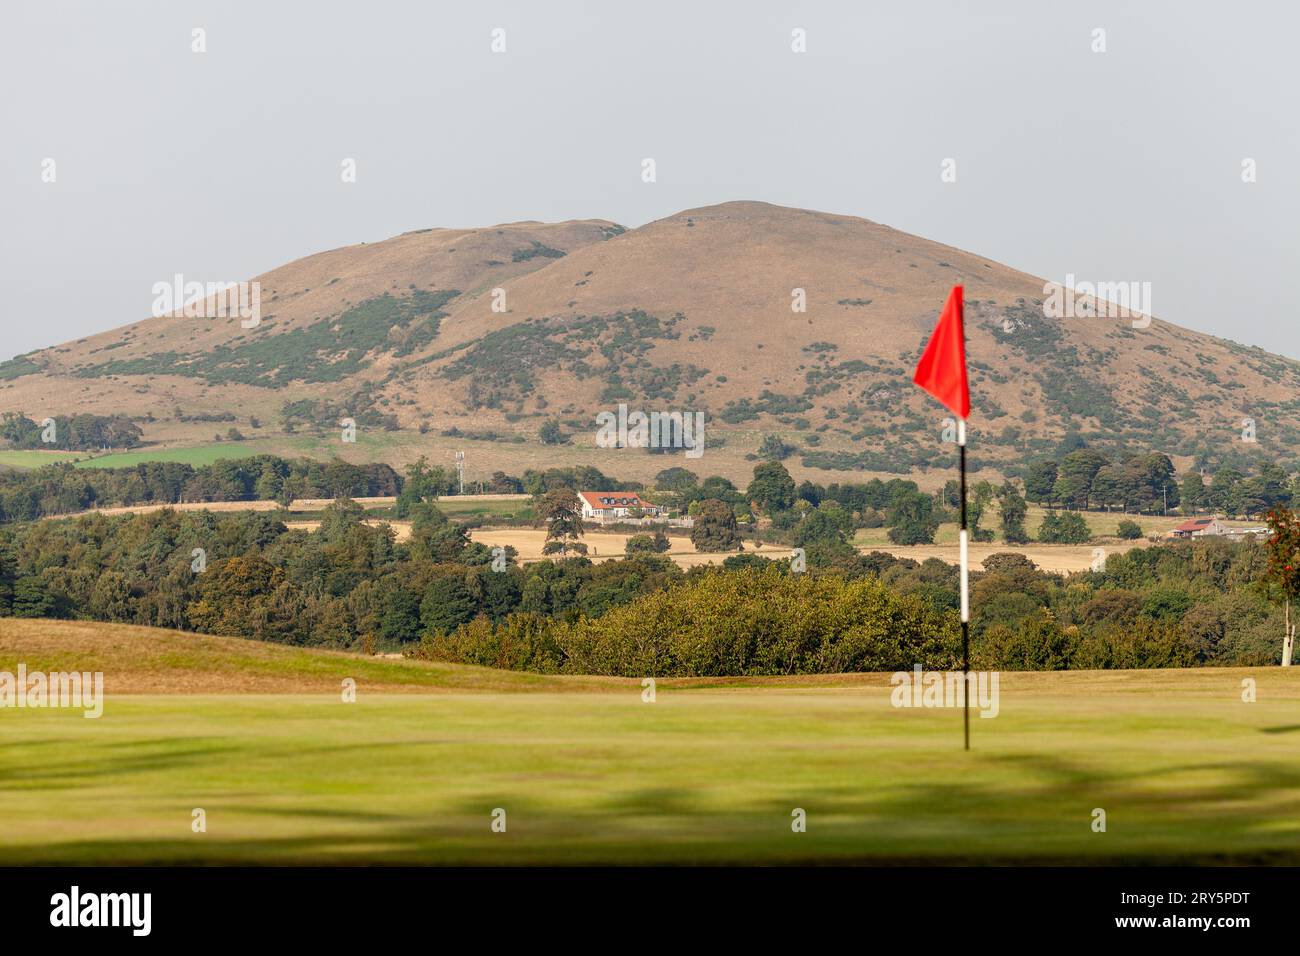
[0,411,143,450]
[1022,449,1294,518]
[3,498,1294,671]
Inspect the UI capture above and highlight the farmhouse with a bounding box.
[578,491,664,523]
[1170,516,1226,538]
[1166,517,1272,542]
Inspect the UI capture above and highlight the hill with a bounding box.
[0,618,606,694]
[5,201,1299,479]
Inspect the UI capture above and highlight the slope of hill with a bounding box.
[0,618,625,694]
[5,201,1299,476]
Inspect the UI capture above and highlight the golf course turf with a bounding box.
[1,620,1297,865]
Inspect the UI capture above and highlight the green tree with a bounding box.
[690,499,742,552]
[254,462,284,502]
[793,503,855,547]
[655,467,698,492]
[996,482,1029,544]
[1037,510,1090,544]
[969,480,996,543]
[1180,472,1206,515]
[420,575,478,636]
[746,461,796,515]
[1263,507,1300,665]
[886,491,940,545]
[408,502,469,562]
[539,420,567,445]
[1023,459,1059,505]
[623,529,671,554]
[1117,519,1143,540]
[538,488,584,558]
[757,434,796,461]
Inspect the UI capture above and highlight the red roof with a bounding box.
[1172,517,1217,533]
[578,491,646,511]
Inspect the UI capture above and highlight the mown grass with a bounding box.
[0,621,1297,865]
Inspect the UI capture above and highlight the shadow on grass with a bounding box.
[0,737,240,790]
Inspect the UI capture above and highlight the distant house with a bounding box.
[1170,516,1226,538]
[578,491,664,523]
[1224,526,1272,541]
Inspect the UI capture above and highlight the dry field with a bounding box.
[280,522,791,567]
[869,542,1141,574]
[41,497,1171,574]
[468,527,790,566]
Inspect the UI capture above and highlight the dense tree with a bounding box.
[997,482,1029,544]
[1180,472,1207,515]
[654,467,699,493]
[625,530,671,555]
[419,574,478,636]
[793,503,854,548]
[408,503,469,563]
[690,499,743,552]
[886,491,940,545]
[1037,510,1091,544]
[746,461,796,515]
[0,500,1286,669]
[538,420,567,445]
[1023,460,1059,505]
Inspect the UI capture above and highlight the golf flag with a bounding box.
[912,285,973,750]
[912,285,969,420]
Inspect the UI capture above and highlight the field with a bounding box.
[41,494,1203,574]
[1,619,1298,865]
[66,441,284,470]
[0,449,83,469]
[0,429,978,489]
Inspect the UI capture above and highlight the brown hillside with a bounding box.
[5,201,1299,476]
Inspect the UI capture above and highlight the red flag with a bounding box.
[912,285,969,419]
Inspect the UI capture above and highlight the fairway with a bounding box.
[1,622,1297,865]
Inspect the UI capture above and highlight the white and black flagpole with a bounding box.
[958,417,970,751]
[910,283,971,750]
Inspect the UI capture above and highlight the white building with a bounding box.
[578,491,663,522]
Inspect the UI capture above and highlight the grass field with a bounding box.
[67,441,283,469]
[0,449,83,469]
[1,620,1297,865]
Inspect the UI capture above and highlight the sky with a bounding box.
[2,0,1297,360]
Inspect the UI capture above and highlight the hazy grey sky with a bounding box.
[3,0,1297,360]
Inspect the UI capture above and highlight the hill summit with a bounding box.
[5,201,1298,476]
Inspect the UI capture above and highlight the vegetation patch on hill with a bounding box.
[73,290,458,386]
[440,310,708,410]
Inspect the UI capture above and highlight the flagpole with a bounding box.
[958,417,969,751]
[910,283,970,751]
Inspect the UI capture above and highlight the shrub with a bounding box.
[1037,510,1091,544]
[1117,519,1143,540]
